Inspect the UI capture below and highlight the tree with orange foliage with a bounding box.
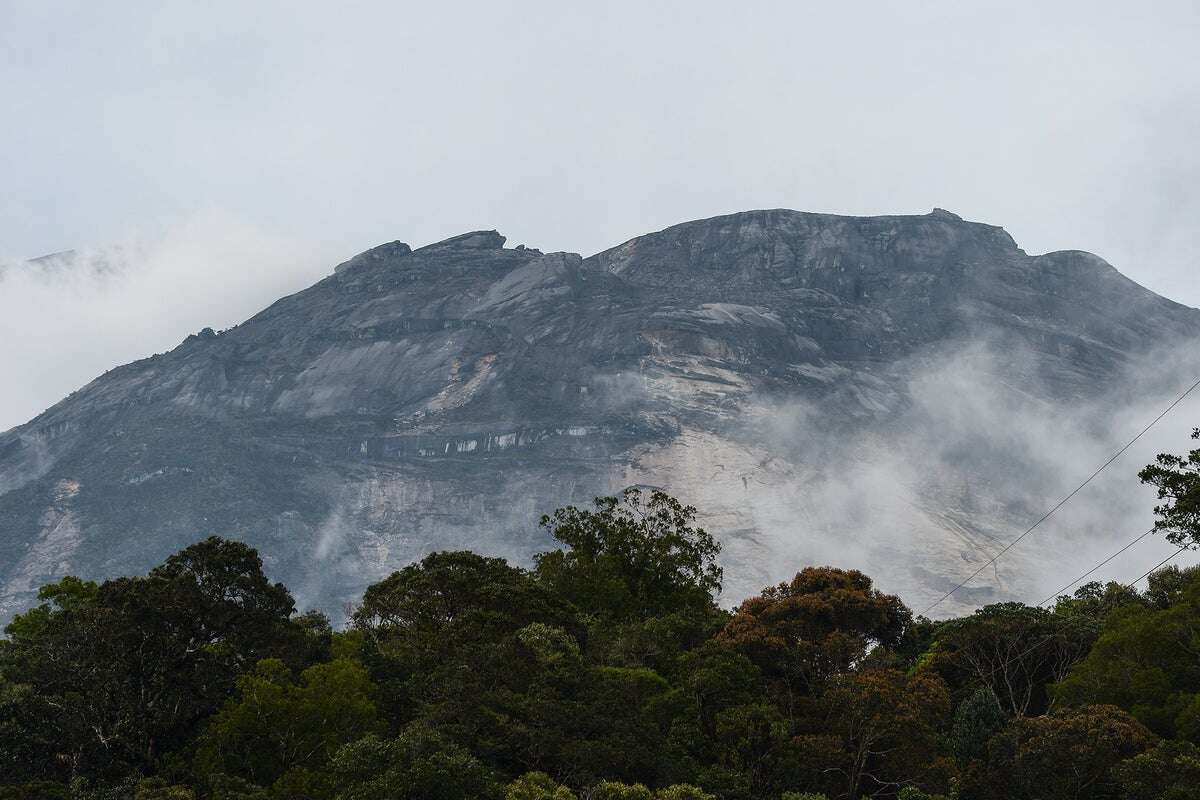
[717,567,911,713]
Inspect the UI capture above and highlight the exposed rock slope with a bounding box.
[3,210,1198,619]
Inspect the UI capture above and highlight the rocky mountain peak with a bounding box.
[417,230,508,252]
[2,209,1198,625]
[332,240,412,274]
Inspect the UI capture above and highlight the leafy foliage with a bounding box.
[1114,739,1200,800]
[195,657,383,786]
[718,567,910,707]
[972,704,1154,799]
[805,668,952,799]
[329,726,501,800]
[535,488,723,621]
[1053,565,1200,738]
[5,469,1200,799]
[1140,427,1200,547]
[0,538,302,782]
[506,772,576,800]
[928,601,1096,717]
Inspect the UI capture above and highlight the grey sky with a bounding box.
[2,1,1199,430]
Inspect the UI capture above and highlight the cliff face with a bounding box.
[3,209,1198,619]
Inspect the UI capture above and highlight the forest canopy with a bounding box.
[3,470,1200,800]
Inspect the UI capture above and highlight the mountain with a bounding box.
[3,209,1199,621]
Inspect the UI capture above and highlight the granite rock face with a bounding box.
[2,209,1198,619]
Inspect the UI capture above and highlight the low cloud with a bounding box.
[0,210,333,431]
[704,339,1200,615]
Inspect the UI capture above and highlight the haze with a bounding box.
[2,0,1198,434]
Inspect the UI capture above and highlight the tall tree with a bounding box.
[352,551,581,775]
[929,602,1095,717]
[717,567,911,710]
[1054,566,1200,739]
[0,538,298,780]
[329,726,501,800]
[534,488,723,622]
[194,657,383,788]
[793,668,952,800]
[974,705,1154,800]
[1114,740,1200,800]
[1140,427,1200,548]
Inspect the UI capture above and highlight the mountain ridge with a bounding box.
[3,208,1198,622]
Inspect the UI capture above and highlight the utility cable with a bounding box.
[992,544,1192,671]
[1126,545,1189,588]
[920,375,1200,616]
[1036,528,1155,606]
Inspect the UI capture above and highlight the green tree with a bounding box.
[1054,566,1200,738]
[1,577,98,642]
[1139,427,1200,547]
[132,778,196,799]
[1114,739,1200,800]
[1050,580,1142,623]
[354,552,573,640]
[652,786,716,800]
[0,538,300,781]
[588,783,652,800]
[975,705,1154,800]
[947,687,1006,764]
[353,550,577,704]
[195,657,383,787]
[505,772,576,800]
[0,783,71,800]
[794,668,952,800]
[672,642,764,740]
[929,602,1095,718]
[896,788,949,800]
[0,674,60,785]
[559,666,675,786]
[329,727,500,800]
[204,773,268,800]
[582,606,730,679]
[585,787,716,800]
[352,551,580,774]
[708,702,799,798]
[268,768,333,800]
[1144,563,1200,608]
[534,489,723,622]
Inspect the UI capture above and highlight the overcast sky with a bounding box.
[2,1,1199,430]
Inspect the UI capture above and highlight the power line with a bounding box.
[1038,543,1189,612]
[994,544,1191,669]
[1036,528,1155,607]
[1126,545,1189,588]
[920,375,1200,616]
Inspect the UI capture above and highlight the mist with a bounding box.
[0,211,335,429]
[537,327,1198,618]
[3,1,1200,440]
[675,339,1200,615]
